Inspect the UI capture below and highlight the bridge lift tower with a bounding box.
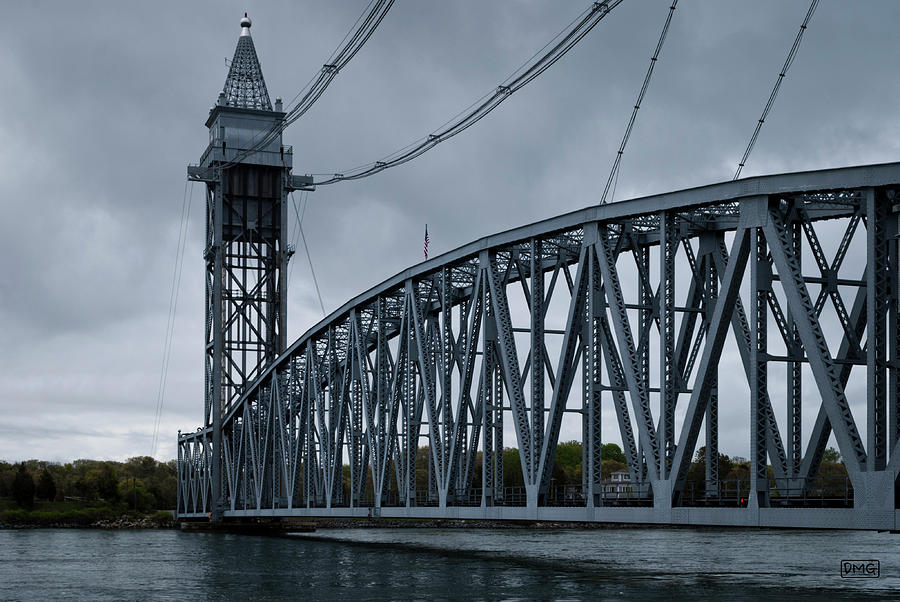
[186,14,312,519]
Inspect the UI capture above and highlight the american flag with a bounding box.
[424,224,430,260]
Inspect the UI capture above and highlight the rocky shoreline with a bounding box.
[2,516,676,531]
[0,516,177,530]
[299,517,665,530]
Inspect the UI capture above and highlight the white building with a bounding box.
[602,470,633,496]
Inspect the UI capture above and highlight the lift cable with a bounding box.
[600,0,678,205]
[288,189,308,286]
[300,225,327,318]
[733,0,819,180]
[282,0,395,131]
[224,0,395,169]
[289,191,327,317]
[308,0,626,186]
[151,179,194,457]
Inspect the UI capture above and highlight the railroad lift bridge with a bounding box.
[177,13,900,530]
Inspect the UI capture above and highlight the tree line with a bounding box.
[343,441,847,500]
[2,443,847,512]
[0,457,176,512]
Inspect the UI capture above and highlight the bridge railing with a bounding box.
[680,476,853,508]
[769,476,854,507]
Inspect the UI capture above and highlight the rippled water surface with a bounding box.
[0,527,896,600]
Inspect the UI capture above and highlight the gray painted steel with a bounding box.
[181,19,293,519]
[177,18,900,531]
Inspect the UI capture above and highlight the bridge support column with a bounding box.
[867,188,889,472]
[651,479,673,524]
[526,484,539,518]
[210,180,224,522]
[750,226,770,508]
[853,470,895,530]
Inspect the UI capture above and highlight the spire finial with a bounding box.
[222,12,272,110]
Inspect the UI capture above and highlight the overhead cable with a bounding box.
[225,0,395,168]
[282,0,395,130]
[310,0,626,186]
[600,0,678,204]
[733,0,819,180]
[300,226,327,318]
[151,179,194,457]
[287,191,326,316]
[288,189,308,286]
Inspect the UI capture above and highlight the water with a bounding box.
[0,527,896,600]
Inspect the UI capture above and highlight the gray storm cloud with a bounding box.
[0,1,898,462]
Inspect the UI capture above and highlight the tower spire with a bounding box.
[222,13,272,110]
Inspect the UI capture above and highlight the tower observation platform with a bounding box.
[177,14,900,531]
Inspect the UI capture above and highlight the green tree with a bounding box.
[96,463,121,502]
[503,448,524,487]
[601,459,627,479]
[12,463,35,509]
[822,447,842,464]
[0,461,13,497]
[35,468,57,502]
[553,441,583,485]
[601,443,626,464]
[118,478,156,512]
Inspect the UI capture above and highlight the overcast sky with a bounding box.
[1,1,898,463]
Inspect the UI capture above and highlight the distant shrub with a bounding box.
[36,469,56,502]
[150,510,174,525]
[12,465,35,509]
[1,506,117,526]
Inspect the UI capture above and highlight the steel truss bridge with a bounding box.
[176,11,900,530]
[178,160,900,531]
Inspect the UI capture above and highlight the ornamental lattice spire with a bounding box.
[222,13,273,111]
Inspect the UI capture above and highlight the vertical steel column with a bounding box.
[866,188,888,471]
[750,226,769,506]
[333,331,346,508]
[352,370,365,506]
[788,217,803,476]
[376,297,388,507]
[660,211,677,478]
[456,295,470,496]
[441,269,453,498]
[704,252,719,497]
[581,248,589,497]
[531,239,545,483]
[305,359,315,507]
[278,179,289,354]
[426,315,439,505]
[581,276,589,501]
[405,296,417,507]
[482,274,495,507]
[637,244,652,483]
[891,204,900,455]
[478,260,497,506]
[494,356,504,502]
[585,248,603,506]
[271,380,281,508]
[211,178,224,517]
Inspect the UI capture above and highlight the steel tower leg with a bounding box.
[750,226,769,507]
